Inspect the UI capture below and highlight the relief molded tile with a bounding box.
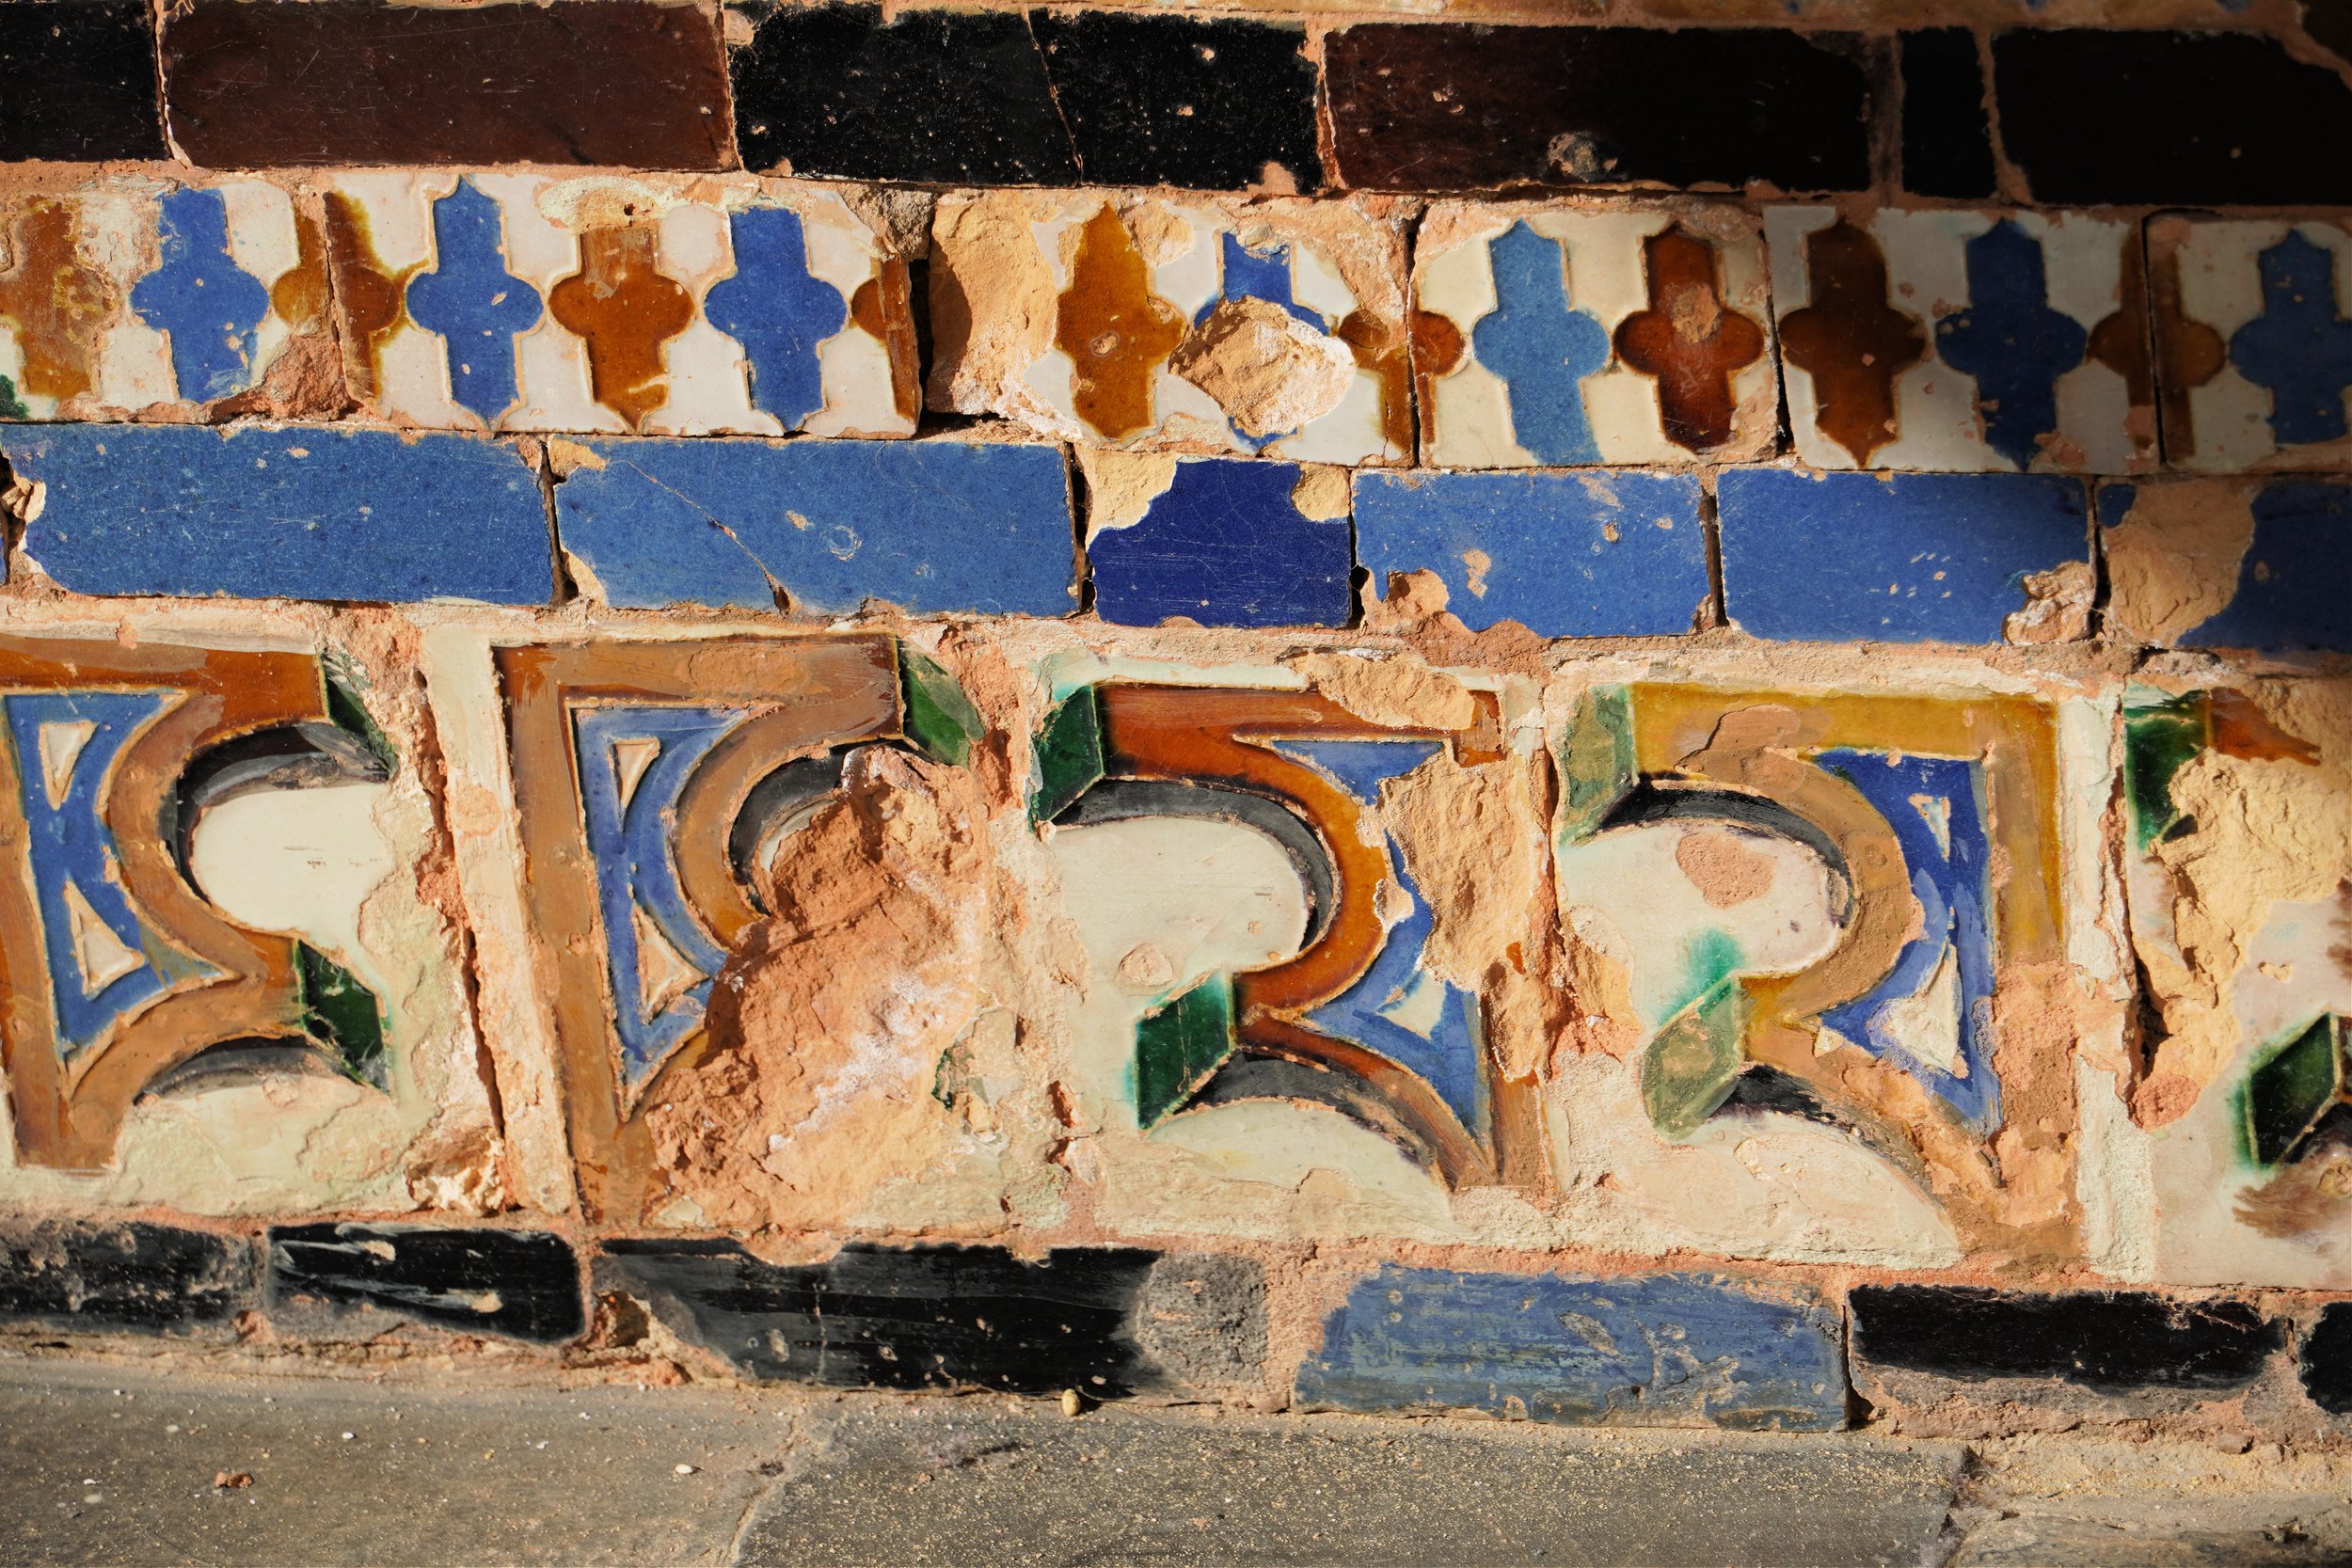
[928,190,1410,466]
[1766,206,2155,474]
[0,177,333,421]
[1412,201,1775,467]
[0,624,500,1216]
[2147,216,2352,474]
[319,172,918,437]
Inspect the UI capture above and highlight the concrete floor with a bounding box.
[2,1354,2348,1567]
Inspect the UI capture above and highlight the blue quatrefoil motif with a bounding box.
[130,188,271,403]
[405,179,544,423]
[704,207,850,430]
[1934,219,2089,470]
[2231,231,2352,449]
[1471,221,1610,467]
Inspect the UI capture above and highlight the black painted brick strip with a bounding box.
[1899,28,1996,201]
[0,0,166,163]
[267,1225,586,1346]
[0,1219,253,1337]
[1850,1285,2281,1393]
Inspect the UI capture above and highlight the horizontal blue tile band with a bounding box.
[7,424,552,605]
[1089,458,1352,629]
[1719,468,2088,643]
[555,436,1076,617]
[1354,469,1707,637]
[2100,479,2352,653]
[1296,1264,1846,1432]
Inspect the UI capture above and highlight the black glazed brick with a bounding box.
[0,1219,252,1336]
[1323,24,1875,195]
[597,1241,1159,1395]
[1994,30,2352,206]
[0,0,165,162]
[1899,29,1995,200]
[2299,1302,2352,1415]
[729,3,1074,184]
[1031,11,1320,191]
[1850,1286,2281,1393]
[267,1225,585,1345]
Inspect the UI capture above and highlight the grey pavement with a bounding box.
[0,1354,2346,1567]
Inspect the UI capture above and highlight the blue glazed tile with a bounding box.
[2229,233,2352,450]
[404,179,543,424]
[1470,222,1610,467]
[1088,458,1351,628]
[1354,469,1706,637]
[703,207,850,430]
[2101,479,2352,652]
[1718,469,2087,643]
[6,425,551,605]
[128,187,271,403]
[555,437,1075,617]
[1932,219,2090,471]
[1295,1264,1845,1432]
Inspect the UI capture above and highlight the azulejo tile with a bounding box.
[0,0,166,163]
[319,172,917,437]
[161,0,730,169]
[1413,201,1775,467]
[1552,682,2086,1261]
[495,635,997,1227]
[1719,469,2089,643]
[2100,478,2352,651]
[0,177,331,421]
[1296,1265,1845,1430]
[1354,468,1708,636]
[1083,453,1352,628]
[2147,216,2352,474]
[5,425,551,605]
[928,190,1409,466]
[1035,673,1550,1194]
[552,436,1074,616]
[1766,207,2155,474]
[1322,24,1872,194]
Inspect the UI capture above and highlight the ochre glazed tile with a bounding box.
[319,172,917,437]
[1766,206,2156,473]
[929,191,1409,465]
[162,0,731,169]
[1412,200,1775,467]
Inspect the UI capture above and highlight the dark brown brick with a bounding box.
[162,0,730,169]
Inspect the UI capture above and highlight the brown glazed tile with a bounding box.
[162,0,731,169]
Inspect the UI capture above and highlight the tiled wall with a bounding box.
[1,0,2351,1438]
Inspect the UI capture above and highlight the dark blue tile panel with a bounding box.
[1295,1264,1846,1432]
[2183,481,2352,653]
[1718,469,2087,643]
[1088,458,1351,629]
[1354,469,1707,637]
[7,425,552,605]
[555,436,1077,617]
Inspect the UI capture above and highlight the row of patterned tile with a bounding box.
[9,424,2348,651]
[8,176,2351,480]
[12,1,2352,207]
[13,1216,2352,1436]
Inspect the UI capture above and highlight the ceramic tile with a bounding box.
[1413,201,1775,467]
[1354,468,1708,636]
[267,1225,584,1344]
[1323,24,1873,194]
[1994,29,2352,207]
[2100,478,2352,650]
[1899,29,1996,200]
[1719,470,2089,643]
[1296,1265,1844,1430]
[4,426,550,605]
[0,1220,251,1337]
[0,177,332,421]
[1084,454,1352,628]
[491,634,1013,1227]
[928,190,1408,465]
[0,625,501,1218]
[1766,206,2155,474]
[162,0,730,169]
[553,436,1074,615]
[1037,674,1549,1196]
[319,172,917,437]
[0,0,165,162]
[2147,216,2352,473]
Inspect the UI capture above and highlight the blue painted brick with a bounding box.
[1088,458,1352,629]
[6,425,551,604]
[1354,469,1708,637]
[2099,479,2352,652]
[555,436,1076,617]
[1295,1265,1845,1432]
[1718,469,2087,643]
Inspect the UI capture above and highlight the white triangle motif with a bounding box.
[37,720,96,811]
[631,905,702,1022]
[62,879,146,994]
[611,736,662,816]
